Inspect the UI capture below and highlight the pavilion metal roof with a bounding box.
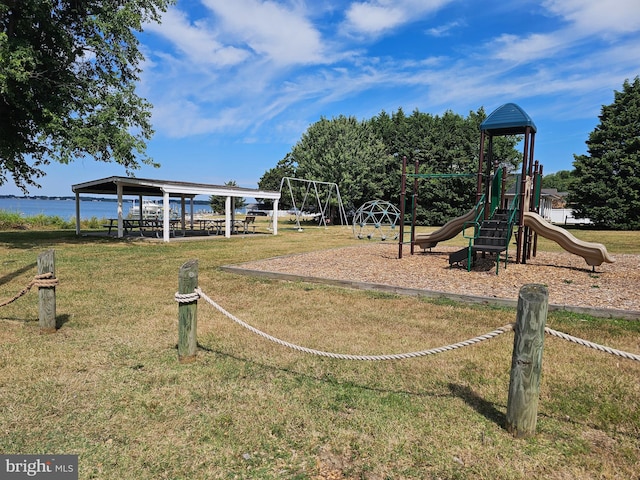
[480,103,537,135]
[71,176,281,200]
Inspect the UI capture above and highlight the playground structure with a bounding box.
[278,177,348,231]
[399,103,614,272]
[352,199,400,240]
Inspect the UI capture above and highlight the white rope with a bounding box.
[545,327,640,362]
[191,287,513,361]
[176,289,640,363]
[174,292,200,303]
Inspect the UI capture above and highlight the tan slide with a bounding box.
[414,208,477,250]
[523,212,614,266]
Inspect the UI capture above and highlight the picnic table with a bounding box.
[103,218,181,237]
[104,216,256,237]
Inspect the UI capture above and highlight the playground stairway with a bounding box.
[449,209,514,273]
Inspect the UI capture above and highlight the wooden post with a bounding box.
[38,249,56,333]
[506,284,549,438]
[178,259,198,363]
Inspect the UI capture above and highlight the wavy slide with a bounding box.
[523,212,614,266]
[414,208,477,250]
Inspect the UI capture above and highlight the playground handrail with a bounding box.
[461,194,486,270]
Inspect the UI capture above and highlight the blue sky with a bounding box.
[5,0,640,196]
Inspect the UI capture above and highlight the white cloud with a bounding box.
[489,0,640,65]
[425,20,463,37]
[201,0,327,65]
[140,1,640,145]
[543,0,640,34]
[343,0,454,36]
[144,8,250,66]
[344,3,406,35]
[152,100,248,138]
[492,32,569,62]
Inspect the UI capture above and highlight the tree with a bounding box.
[209,180,247,214]
[261,108,521,225]
[257,153,296,209]
[290,115,393,212]
[542,170,574,192]
[0,0,172,192]
[370,107,520,225]
[569,77,640,229]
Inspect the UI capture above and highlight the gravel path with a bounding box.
[233,243,640,316]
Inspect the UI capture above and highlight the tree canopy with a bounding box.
[0,0,172,192]
[569,77,640,230]
[260,108,521,225]
[541,170,574,192]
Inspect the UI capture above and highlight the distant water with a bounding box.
[0,197,238,219]
[0,197,122,219]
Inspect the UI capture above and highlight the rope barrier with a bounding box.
[176,287,514,361]
[545,327,640,362]
[176,287,640,364]
[0,272,58,308]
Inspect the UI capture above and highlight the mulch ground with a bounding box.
[233,243,640,316]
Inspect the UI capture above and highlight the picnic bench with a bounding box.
[103,218,180,237]
[234,216,256,234]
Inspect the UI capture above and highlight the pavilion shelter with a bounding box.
[71,176,281,242]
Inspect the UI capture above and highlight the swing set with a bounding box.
[278,177,348,230]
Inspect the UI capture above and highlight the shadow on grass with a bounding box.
[448,383,506,429]
[0,230,116,249]
[56,313,71,329]
[197,342,459,401]
[0,262,37,286]
[188,344,640,441]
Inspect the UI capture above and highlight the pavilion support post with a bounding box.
[75,194,81,235]
[163,192,171,242]
[178,260,198,363]
[225,196,232,238]
[117,184,124,238]
[506,284,548,438]
[272,199,279,235]
[38,250,56,333]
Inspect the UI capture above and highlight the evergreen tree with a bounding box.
[264,107,521,225]
[290,115,393,211]
[209,180,247,214]
[569,77,640,229]
[257,153,296,209]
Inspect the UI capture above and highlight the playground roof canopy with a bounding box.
[480,103,537,135]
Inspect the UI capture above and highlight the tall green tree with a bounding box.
[569,77,640,229]
[290,115,393,211]
[263,107,521,225]
[370,107,520,225]
[0,0,172,192]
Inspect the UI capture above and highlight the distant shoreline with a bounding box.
[0,195,211,205]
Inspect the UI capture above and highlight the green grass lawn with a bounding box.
[0,224,638,479]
